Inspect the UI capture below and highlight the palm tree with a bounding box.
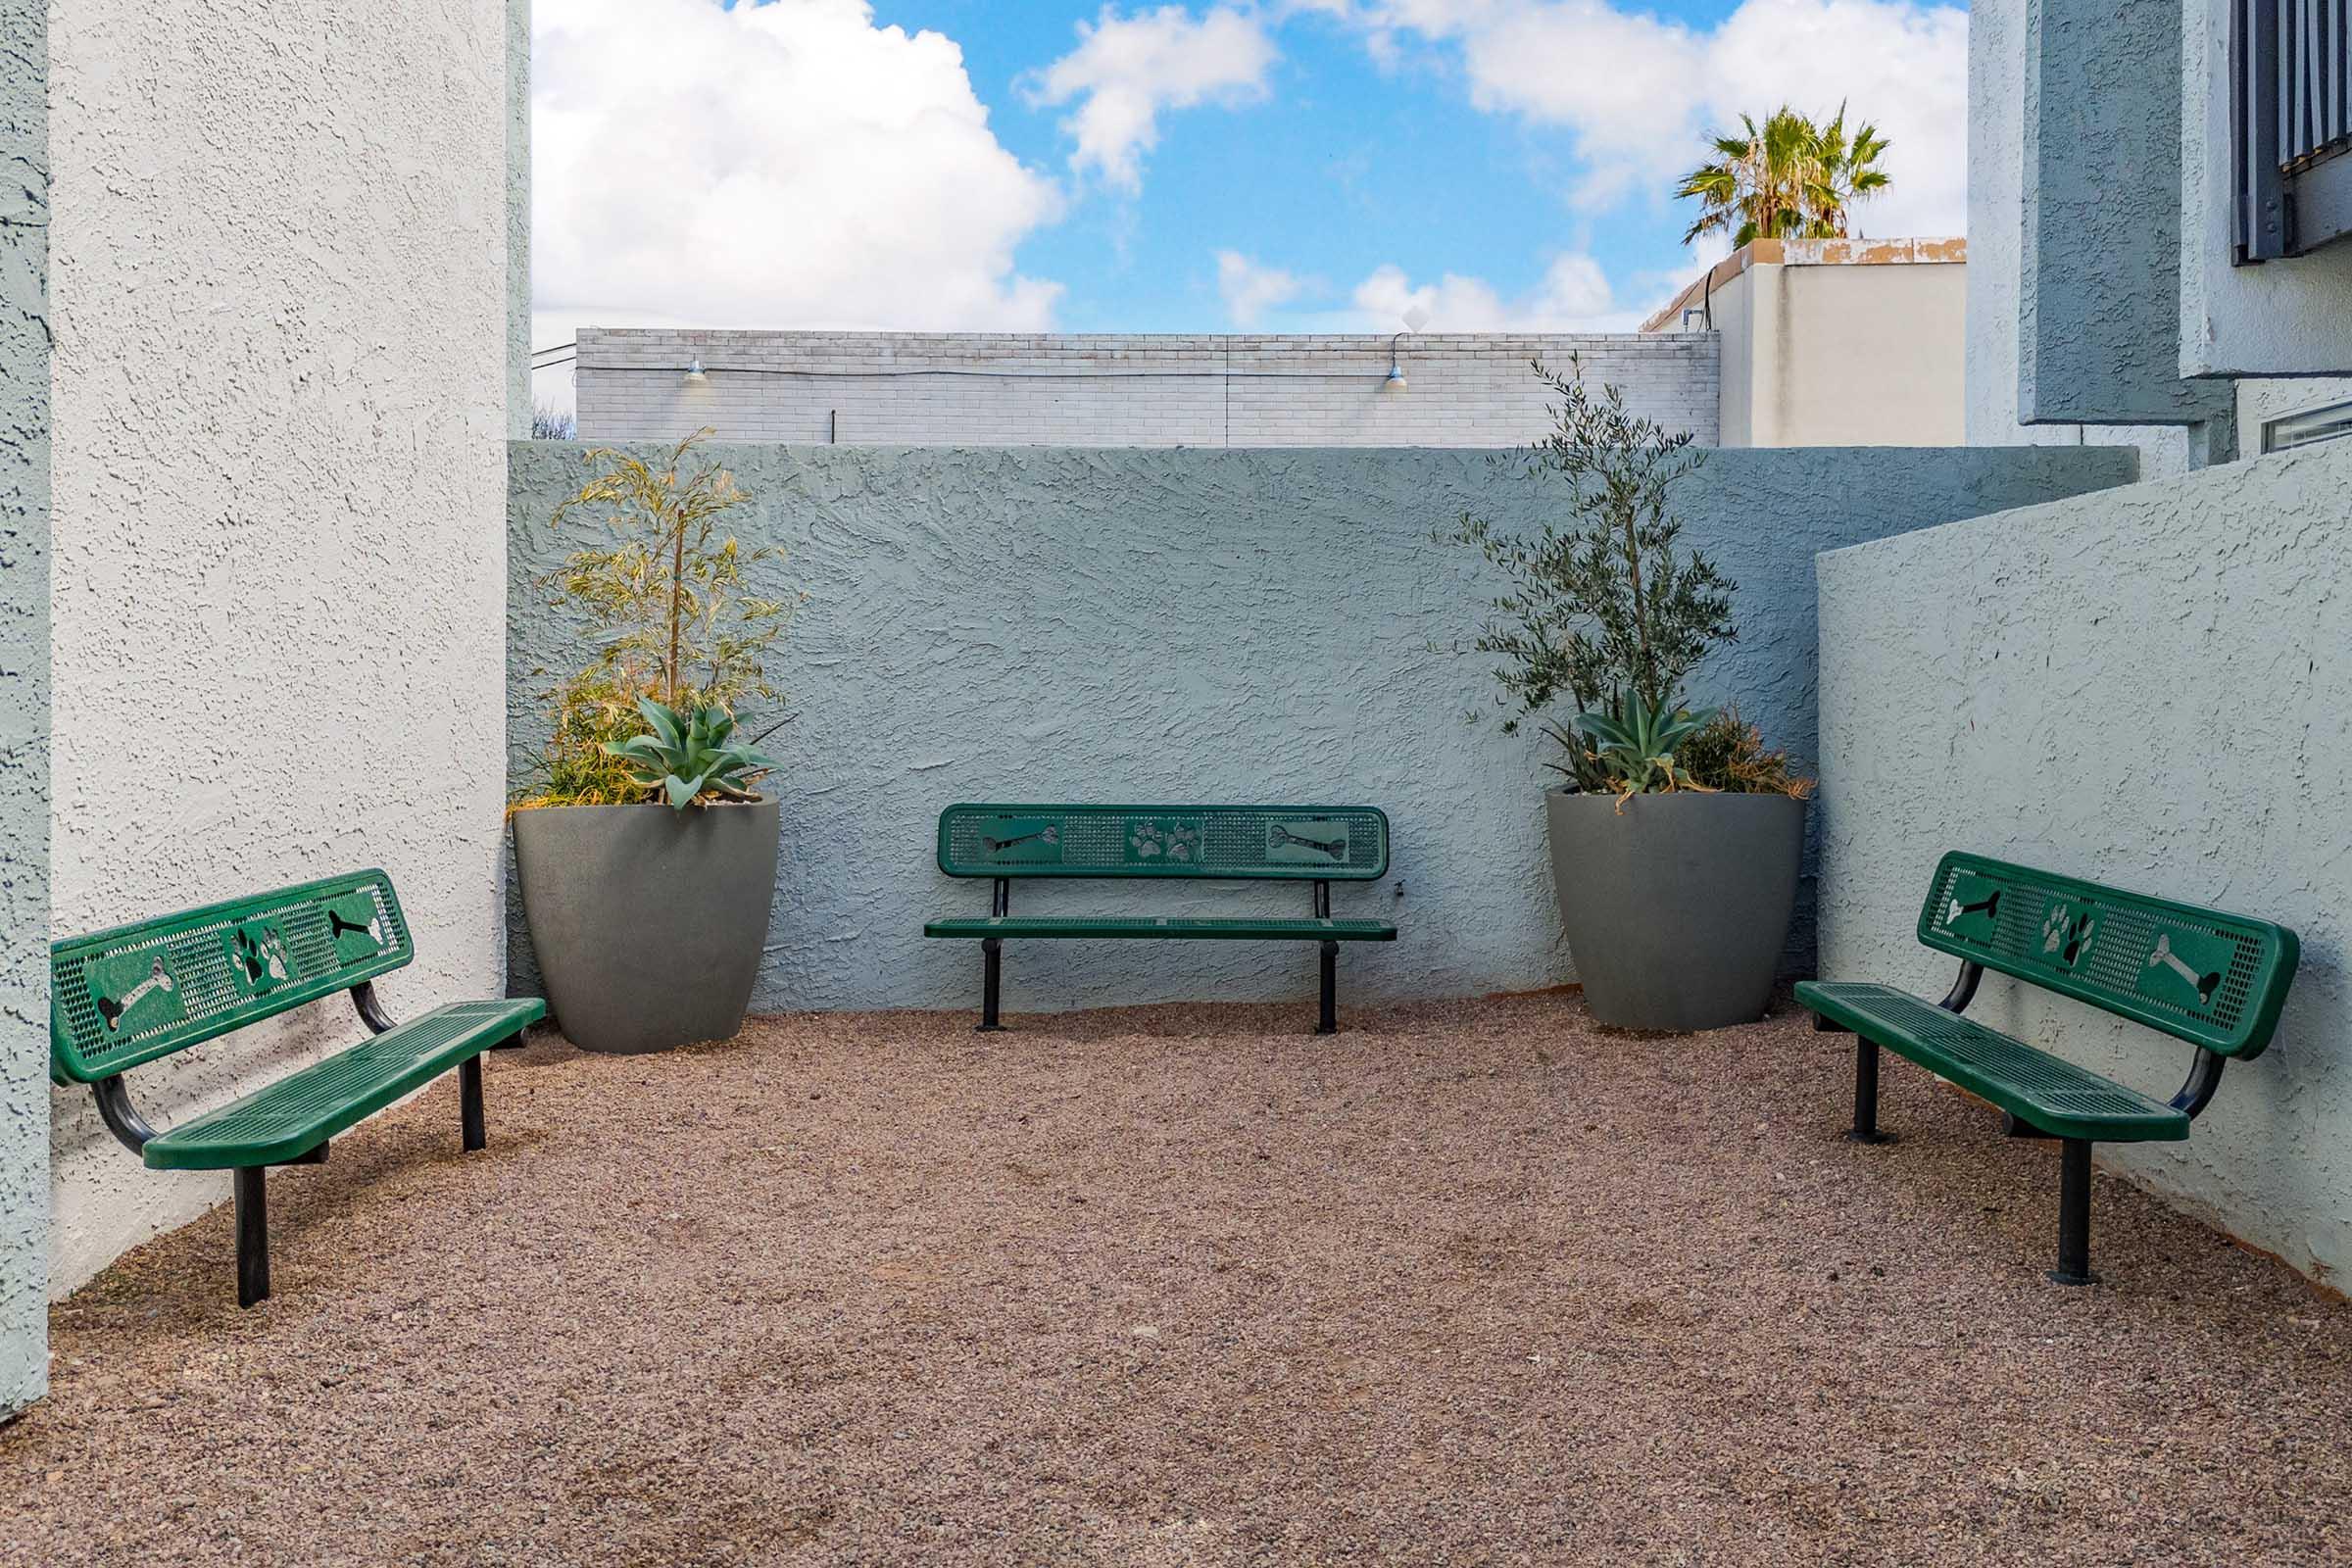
[1801,104,1891,237]
[1675,103,1890,246]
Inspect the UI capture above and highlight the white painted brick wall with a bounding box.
[573,330,1721,448]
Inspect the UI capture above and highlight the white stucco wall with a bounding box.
[2236,377,2352,450]
[1816,438,2352,1289]
[45,1,513,1295]
[1966,0,2189,473]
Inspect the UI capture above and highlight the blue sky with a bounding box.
[870,1,1661,332]
[532,0,1968,366]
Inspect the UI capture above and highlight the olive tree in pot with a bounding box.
[511,431,800,1054]
[1439,359,1814,1032]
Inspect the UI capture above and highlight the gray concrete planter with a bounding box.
[512,799,780,1054]
[1544,789,1806,1033]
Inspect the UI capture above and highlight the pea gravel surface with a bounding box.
[7,992,2349,1567]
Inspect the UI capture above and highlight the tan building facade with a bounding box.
[1643,238,1968,448]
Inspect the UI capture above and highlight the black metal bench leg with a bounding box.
[234,1165,270,1308]
[1315,940,1338,1036]
[978,938,1004,1032]
[1847,1038,1895,1144]
[2050,1139,2098,1286]
[461,1054,487,1152]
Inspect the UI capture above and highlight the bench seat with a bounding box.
[143,999,545,1170]
[923,915,1397,942]
[1795,981,2187,1143]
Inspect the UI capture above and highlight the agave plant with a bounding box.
[601,699,779,809]
[1575,692,1720,806]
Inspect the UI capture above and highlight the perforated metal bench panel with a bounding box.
[50,870,416,1085]
[141,1000,544,1170]
[937,804,1390,881]
[924,916,1397,941]
[1795,981,2188,1143]
[1917,853,2298,1059]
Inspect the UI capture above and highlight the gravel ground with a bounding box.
[6,991,2349,1567]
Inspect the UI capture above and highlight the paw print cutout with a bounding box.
[2039,903,2095,969]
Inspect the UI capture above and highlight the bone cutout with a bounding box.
[1272,824,1346,859]
[1946,890,2000,925]
[328,909,384,947]
[97,957,175,1032]
[2148,932,2224,1002]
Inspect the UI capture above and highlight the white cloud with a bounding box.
[1336,0,1969,233]
[1215,250,1306,324]
[1027,6,1279,192]
[1351,251,1630,330]
[533,0,1064,337]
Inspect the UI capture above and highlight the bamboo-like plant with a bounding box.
[548,429,794,711]
[514,430,801,809]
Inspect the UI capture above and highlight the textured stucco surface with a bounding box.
[1966,0,2189,473]
[1817,438,2352,1287]
[2180,0,2352,376]
[46,1,513,1296]
[2238,376,2352,450]
[0,0,49,1418]
[2019,0,2233,436]
[508,442,2135,1017]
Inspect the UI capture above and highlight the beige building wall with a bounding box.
[1645,239,1967,447]
[45,0,515,1295]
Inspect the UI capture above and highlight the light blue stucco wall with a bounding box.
[507,443,2134,1017]
[2018,0,2234,440]
[0,0,49,1419]
[1817,438,2352,1287]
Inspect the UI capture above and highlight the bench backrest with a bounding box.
[49,869,415,1085]
[1916,852,2298,1059]
[938,804,1390,881]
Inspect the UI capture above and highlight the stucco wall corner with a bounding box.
[1816,440,2352,1287]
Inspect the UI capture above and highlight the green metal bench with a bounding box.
[50,869,544,1307]
[924,804,1396,1033]
[1797,852,2299,1285]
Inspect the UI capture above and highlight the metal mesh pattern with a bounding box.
[1800,982,2188,1141]
[143,1000,540,1170]
[938,805,1390,881]
[1915,854,2297,1058]
[49,870,416,1084]
[924,915,1397,941]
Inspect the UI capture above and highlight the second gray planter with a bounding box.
[1544,789,1806,1033]
[513,799,780,1054]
